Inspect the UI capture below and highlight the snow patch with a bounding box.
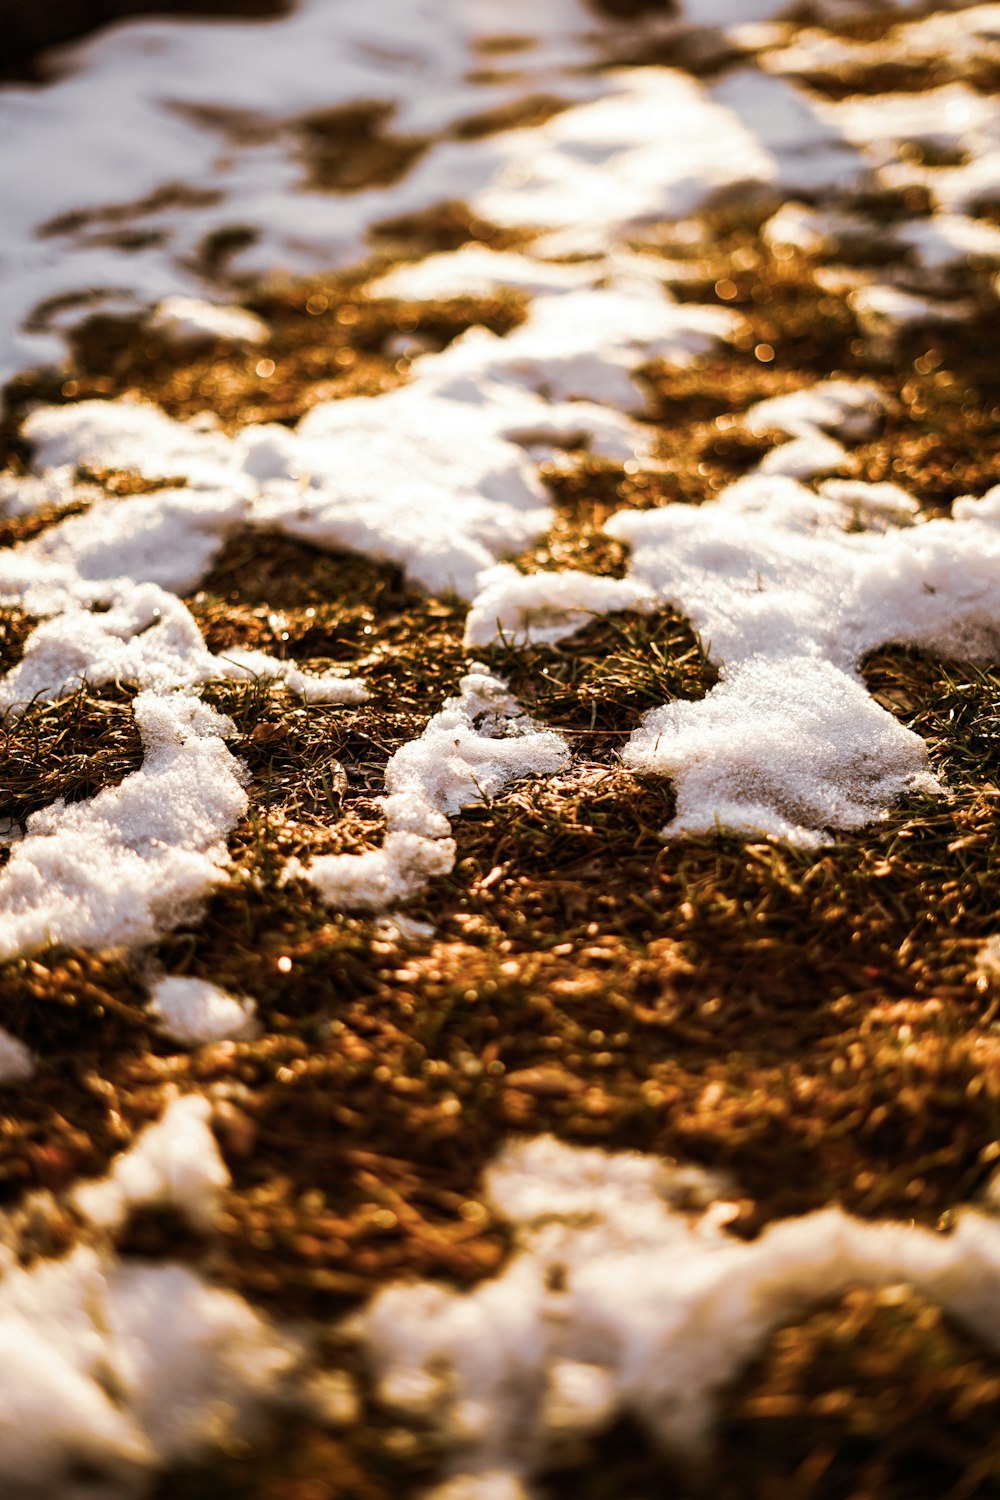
[0,0,841,386]
[72,1093,229,1233]
[150,296,269,347]
[466,565,653,648]
[428,282,736,411]
[21,278,708,602]
[149,976,258,1048]
[360,1134,1000,1498]
[366,246,597,301]
[0,1029,34,1085]
[608,457,1000,843]
[0,692,247,957]
[0,1097,293,1496]
[217,648,368,705]
[0,1246,295,1498]
[287,670,567,911]
[24,400,233,489]
[850,283,974,338]
[743,378,883,479]
[482,386,1000,846]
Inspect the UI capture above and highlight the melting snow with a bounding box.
[469,394,1000,845]
[0,693,247,958]
[3,0,1000,1488]
[608,463,1000,843]
[0,1096,295,1496]
[72,1093,230,1233]
[743,378,883,479]
[0,1029,34,1085]
[360,1134,1000,1500]
[149,976,258,1048]
[0,1247,294,1498]
[465,566,652,649]
[286,669,568,910]
[20,271,731,599]
[149,295,270,348]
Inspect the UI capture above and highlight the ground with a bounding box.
[3,1,1000,1497]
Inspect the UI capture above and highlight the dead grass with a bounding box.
[38,184,222,241]
[714,1287,1000,1500]
[2,283,526,461]
[0,683,143,830]
[450,93,569,140]
[368,198,535,257]
[0,608,36,674]
[296,104,430,194]
[639,200,1000,508]
[783,44,1000,101]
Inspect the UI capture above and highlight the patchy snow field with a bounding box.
[3,0,1000,1496]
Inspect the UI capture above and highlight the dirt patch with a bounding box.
[296,103,430,194]
[451,93,569,140]
[39,184,222,241]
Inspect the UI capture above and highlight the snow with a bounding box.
[16,483,250,597]
[150,295,269,347]
[25,398,233,483]
[975,934,1000,979]
[607,456,1000,843]
[359,1134,1000,1498]
[1,0,1000,1490]
[0,692,247,957]
[427,282,737,410]
[898,212,1000,272]
[0,1096,295,1497]
[464,386,1000,845]
[474,67,780,233]
[0,468,95,520]
[1,0,947,389]
[850,282,974,338]
[149,976,258,1048]
[743,378,884,479]
[1,0,997,875]
[0,1029,34,1085]
[367,246,597,301]
[287,670,567,910]
[0,1248,294,1498]
[623,655,939,846]
[4,0,997,910]
[0,0,784,386]
[4,0,1000,1493]
[465,565,652,648]
[20,274,717,602]
[0,410,376,963]
[218,648,368,704]
[0,0,604,382]
[273,383,560,599]
[73,1093,230,1233]
[1,0,995,391]
[763,200,845,255]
